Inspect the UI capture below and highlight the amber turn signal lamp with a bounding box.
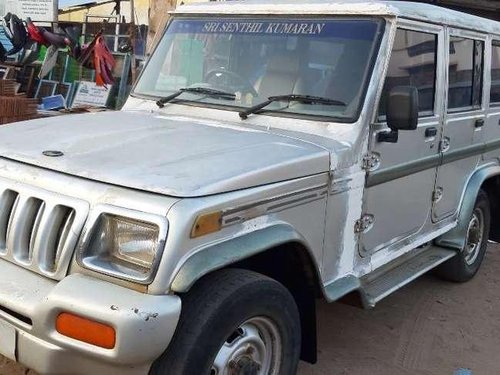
[56,312,116,349]
[191,211,222,238]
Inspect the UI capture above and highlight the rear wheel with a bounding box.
[150,268,301,375]
[436,190,490,282]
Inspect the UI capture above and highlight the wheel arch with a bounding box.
[170,223,322,364]
[436,164,500,249]
[480,174,500,242]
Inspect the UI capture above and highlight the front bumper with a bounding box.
[0,260,181,375]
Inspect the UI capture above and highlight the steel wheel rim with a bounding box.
[464,208,484,266]
[210,316,282,375]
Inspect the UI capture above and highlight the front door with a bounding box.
[360,22,444,256]
[432,29,486,221]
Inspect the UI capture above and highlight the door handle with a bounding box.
[475,119,484,128]
[425,127,437,137]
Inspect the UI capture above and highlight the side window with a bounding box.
[491,42,500,105]
[447,36,484,111]
[379,28,437,118]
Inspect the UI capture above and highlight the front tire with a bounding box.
[150,268,301,375]
[436,189,490,282]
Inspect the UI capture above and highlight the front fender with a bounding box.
[170,223,311,293]
[436,163,500,250]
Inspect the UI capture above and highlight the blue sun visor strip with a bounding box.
[168,19,379,41]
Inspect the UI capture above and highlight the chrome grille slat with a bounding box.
[54,208,76,268]
[5,193,20,254]
[0,182,89,280]
[0,190,18,252]
[28,202,45,261]
[6,196,43,264]
[32,203,60,272]
[33,205,74,273]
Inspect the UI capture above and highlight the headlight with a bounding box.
[78,207,167,283]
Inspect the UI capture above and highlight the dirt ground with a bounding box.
[298,242,500,375]
[3,244,500,375]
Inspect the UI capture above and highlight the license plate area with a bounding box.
[0,319,16,361]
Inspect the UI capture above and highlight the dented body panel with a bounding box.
[0,112,331,197]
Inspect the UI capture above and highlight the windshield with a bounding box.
[134,17,384,121]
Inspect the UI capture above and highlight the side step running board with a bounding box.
[360,246,456,308]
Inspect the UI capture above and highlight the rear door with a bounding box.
[432,29,486,221]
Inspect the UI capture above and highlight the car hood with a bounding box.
[0,111,330,197]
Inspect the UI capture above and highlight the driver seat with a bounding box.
[256,53,303,98]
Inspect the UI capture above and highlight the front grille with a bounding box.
[0,181,88,280]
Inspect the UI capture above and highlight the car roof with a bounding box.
[173,0,500,36]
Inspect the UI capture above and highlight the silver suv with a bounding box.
[0,1,500,374]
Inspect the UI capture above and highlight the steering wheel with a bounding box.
[204,69,258,97]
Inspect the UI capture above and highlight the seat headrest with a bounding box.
[265,53,299,75]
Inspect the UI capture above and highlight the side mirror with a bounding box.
[378,86,419,143]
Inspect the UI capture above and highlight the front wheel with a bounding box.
[436,189,490,282]
[150,268,301,375]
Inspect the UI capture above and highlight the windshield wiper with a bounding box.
[239,94,346,119]
[156,87,236,108]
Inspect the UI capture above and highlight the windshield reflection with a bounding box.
[135,18,383,121]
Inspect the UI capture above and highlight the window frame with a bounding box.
[490,40,500,107]
[376,21,442,123]
[132,16,386,124]
[446,28,487,114]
